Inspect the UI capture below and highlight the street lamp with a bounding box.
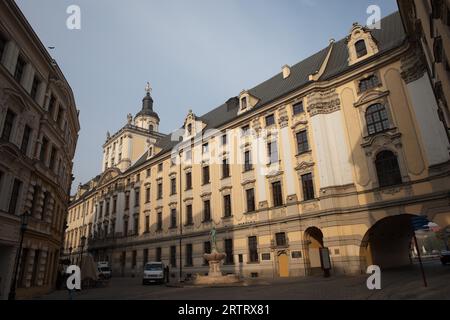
[8,211,31,300]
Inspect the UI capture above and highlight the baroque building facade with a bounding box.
[397,0,450,142]
[0,0,80,299]
[66,12,450,281]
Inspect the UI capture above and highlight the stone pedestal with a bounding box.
[193,249,241,286]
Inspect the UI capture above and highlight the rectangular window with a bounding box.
[222,158,230,178]
[30,76,40,101]
[146,168,151,177]
[157,182,163,199]
[1,109,16,141]
[246,188,255,213]
[185,172,192,190]
[145,187,150,203]
[275,232,287,247]
[170,208,177,228]
[156,247,162,262]
[223,194,232,217]
[203,241,211,265]
[186,204,193,225]
[272,181,283,207]
[296,130,309,154]
[14,55,26,83]
[241,125,250,136]
[143,249,149,265]
[302,173,315,201]
[241,97,248,109]
[49,146,57,170]
[8,179,22,215]
[40,137,49,163]
[225,239,234,264]
[203,200,211,222]
[136,174,140,182]
[0,33,7,60]
[265,114,275,126]
[125,193,130,210]
[170,177,176,195]
[202,143,209,154]
[244,150,252,172]
[55,106,63,126]
[267,141,278,164]
[221,134,227,146]
[41,192,49,220]
[158,163,163,172]
[248,236,259,263]
[31,250,40,286]
[18,248,29,288]
[134,189,140,207]
[122,220,127,236]
[170,246,176,267]
[186,244,193,266]
[134,216,139,235]
[105,199,110,216]
[202,166,210,185]
[145,215,150,233]
[132,251,137,268]
[20,125,31,154]
[113,196,117,213]
[48,95,56,119]
[157,212,163,231]
[31,186,41,216]
[293,101,304,115]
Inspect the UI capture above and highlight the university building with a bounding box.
[66,12,450,281]
[0,1,80,299]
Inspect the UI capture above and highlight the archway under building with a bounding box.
[360,214,416,272]
[304,227,324,275]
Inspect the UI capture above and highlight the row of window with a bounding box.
[127,233,289,269]
[1,108,67,177]
[0,31,68,128]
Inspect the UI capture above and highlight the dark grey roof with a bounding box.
[123,12,407,174]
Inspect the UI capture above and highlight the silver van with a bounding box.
[142,262,165,285]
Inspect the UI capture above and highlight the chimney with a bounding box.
[282,65,291,79]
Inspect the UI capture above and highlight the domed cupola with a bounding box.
[134,82,160,131]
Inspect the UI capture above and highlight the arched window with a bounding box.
[366,103,390,135]
[149,124,154,132]
[375,151,402,187]
[355,39,368,58]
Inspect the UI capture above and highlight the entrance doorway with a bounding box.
[304,227,324,275]
[277,251,289,277]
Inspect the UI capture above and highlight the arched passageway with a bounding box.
[304,227,324,275]
[360,214,416,271]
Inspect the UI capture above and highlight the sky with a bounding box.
[15,0,399,192]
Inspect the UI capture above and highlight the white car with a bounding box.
[143,262,166,285]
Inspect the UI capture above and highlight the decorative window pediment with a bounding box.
[347,23,379,66]
[237,90,260,115]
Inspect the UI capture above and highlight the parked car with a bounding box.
[97,261,112,279]
[440,251,450,265]
[143,262,165,285]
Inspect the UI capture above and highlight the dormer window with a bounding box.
[187,123,192,135]
[241,97,248,110]
[347,23,378,66]
[355,40,367,58]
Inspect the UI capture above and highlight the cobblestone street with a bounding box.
[36,261,450,300]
